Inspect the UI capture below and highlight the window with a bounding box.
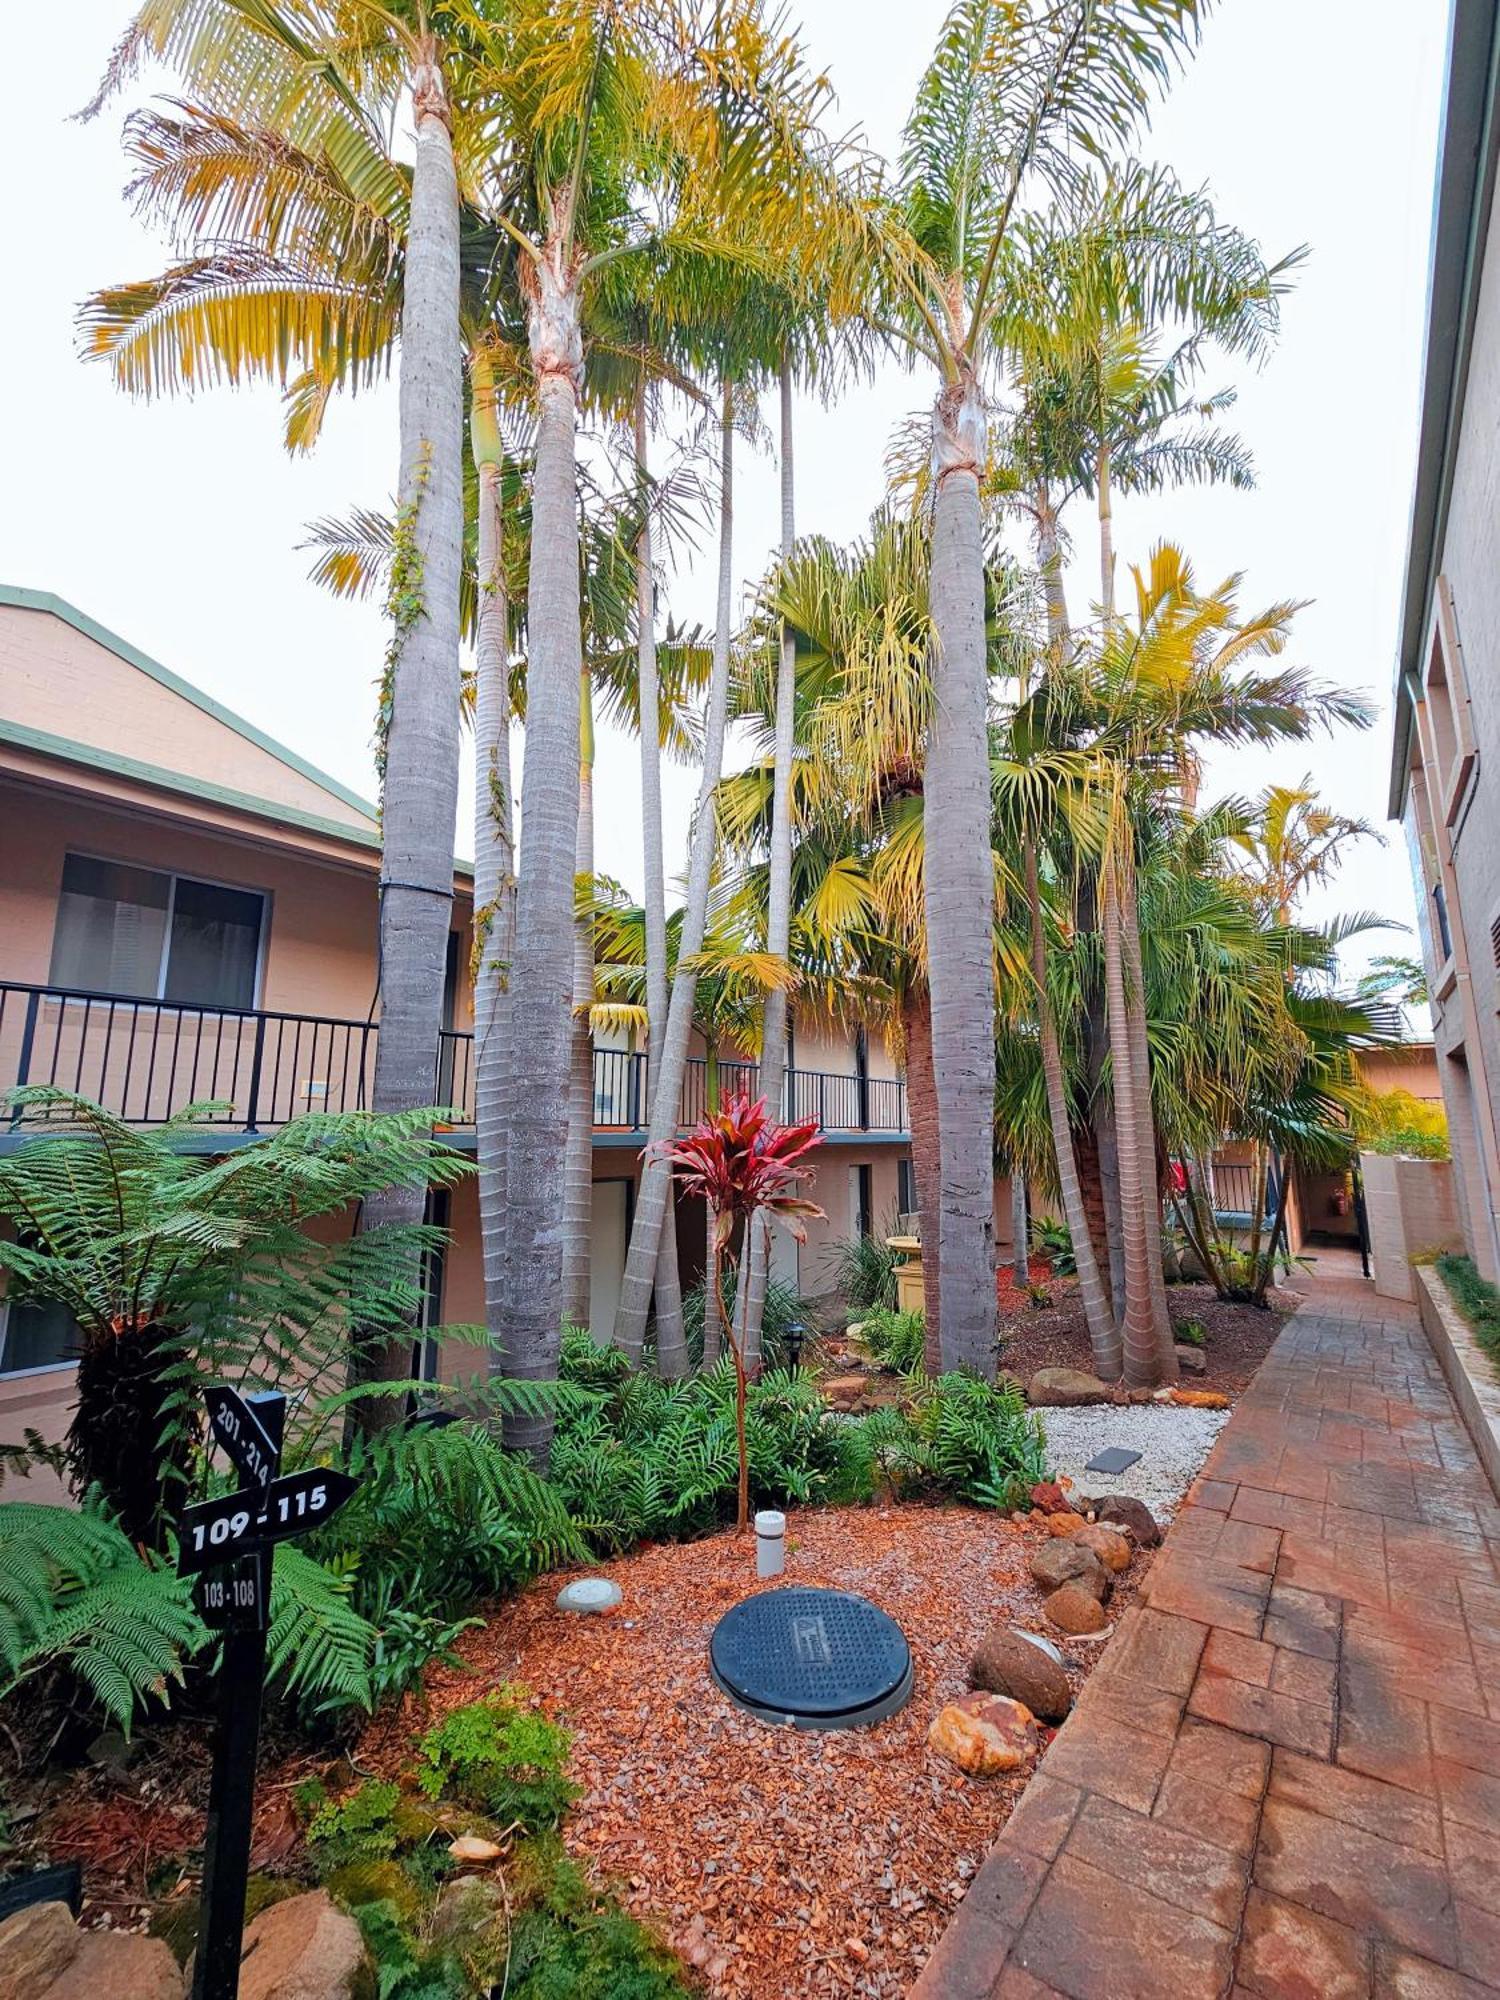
[0,1296,82,1375]
[49,855,265,1010]
[897,1157,917,1218]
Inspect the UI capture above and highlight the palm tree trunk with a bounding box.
[1078,872,1123,1317]
[501,239,584,1459]
[1035,484,1070,648]
[924,370,997,1376]
[562,669,595,1329]
[1010,1170,1029,1285]
[903,984,943,1374]
[1118,845,1177,1376]
[1101,860,1161,1386]
[1097,441,1115,622]
[632,381,688,1377]
[738,354,798,1372]
[355,46,463,1429]
[1026,844,1121,1378]
[613,381,736,1365]
[472,354,515,1402]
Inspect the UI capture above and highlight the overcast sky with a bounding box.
[2,1,1451,977]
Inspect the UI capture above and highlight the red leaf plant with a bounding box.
[654,1093,823,1530]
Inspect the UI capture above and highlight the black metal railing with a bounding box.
[1,983,909,1139]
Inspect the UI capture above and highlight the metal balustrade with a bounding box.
[1,982,909,1139]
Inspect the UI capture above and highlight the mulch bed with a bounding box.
[366,1503,1149,2000]
[994,1267,1292,1401]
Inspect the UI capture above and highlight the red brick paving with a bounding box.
[910,1258,1500,1998]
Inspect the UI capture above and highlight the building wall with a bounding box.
[0,602,373,832]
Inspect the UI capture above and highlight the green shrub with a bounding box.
[857,1305,926,1375]
[1358,1088,1449,1160]
[1176,1318,1208,1348]
[307,1780,404,1870]
[415,1694,577,1834]
[680,1273,816,1369]
[505,1839,693,2000]
[1030,1216,1076,1276]
[833,1231,899,1314]
[1436,1253,1500,1377]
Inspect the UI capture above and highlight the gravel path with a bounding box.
[1033,1404,1229,1522]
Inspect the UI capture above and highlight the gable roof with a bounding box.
[0,583,381,827]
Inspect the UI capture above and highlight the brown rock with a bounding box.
[1027,1368,1111,1407]
[1069,1523,1133,1574]
[969,1628,1073,1722]
[1088,1495,1162,1548]
[928,1693,1039,1775]
[1174,1344,1208,1375]
[1028,1538,1108,1600]
[231,1891,368,2000]
[1043,1584,1109,1635]
[0,1901,79,1995]
[46,1934,183,2000]
[822,1374,869,1409]
[1044,1511,1088,1537]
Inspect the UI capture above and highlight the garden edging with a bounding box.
[1414,1262,1500,1502]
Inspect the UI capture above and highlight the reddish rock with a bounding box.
[46,1934,183,2000]
[1029,1539,1108,1600]
[822,1374,869,1409]
[1089,1495,1162,1547]
[969,1627,1073,1722]
[0,1902,79,1995]
[928,1693,1039,1775]
[1028,1369,1111,1408]
[1044,1511,1089,1537]
[1170,1387,1230,1409]
[1069,1523,1133,1573]
[229,1891,368,2000]
[1043,1584,1109,1635]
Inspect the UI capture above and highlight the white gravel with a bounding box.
[1031,1403,1230,1524]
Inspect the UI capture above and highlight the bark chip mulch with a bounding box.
[386,1503,1143,1999]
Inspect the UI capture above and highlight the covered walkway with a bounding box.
[913,1257,1500,1998]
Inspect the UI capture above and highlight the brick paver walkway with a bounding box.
[912,1265,1500,1999]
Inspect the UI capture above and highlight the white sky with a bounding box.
[2,0,1450,978]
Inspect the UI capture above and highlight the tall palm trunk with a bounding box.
[356,45,463,1428]
[1101,858,1160,1386]
[472,354,515,1400]
[924,370,997,1376]
[1118,845,1176,1375]
[902,983,942,1375]
[1026,844,1120,1378]
[632,381,688,1376]
[501,238,584,1458]
[1078,872,1123,1316]
[739,354,797,1371]
[1035,483,1070,648]
[613,381,736,1364]
[562,669,595,1328]
[1010,1170,1029,1285]
[1097,441,1115,621]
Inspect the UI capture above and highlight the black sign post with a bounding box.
[183,1389,356,2000]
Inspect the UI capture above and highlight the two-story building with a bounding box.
[1389,0,1500,1282]
[0,585,927,1452]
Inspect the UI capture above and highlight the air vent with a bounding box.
[1491,909,1500,974]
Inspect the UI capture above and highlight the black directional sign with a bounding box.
[204,1385,280,1489]
[194,1554,267,1632]
[178,1467,357,1576]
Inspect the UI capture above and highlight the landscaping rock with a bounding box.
[231,1891,368,2000]
[927,1693,1038,1775]
[45,1933,184,2000]
[1028,1538,1108,1600]
[1043,1511,1088,1537]
[822,1374,869,1410]
[1174,1344,1208,1375]
[1027,1368,1111,1408]
[447,1834,504,1864]
[1068,1522,1133,1573]
[1042,1583,1109,1635]
[1168,1387,1230,1410]
[1088,1495,1162,1548]
[968,1627,1072,1722]
[0,1901,79,1994]
[432,1876,508,1987]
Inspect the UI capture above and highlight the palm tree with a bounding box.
[1234,779,1379,926]
[880,0,1212,1374]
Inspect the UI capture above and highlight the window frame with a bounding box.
[48,849,271,1012]
[0,1296,83,1380]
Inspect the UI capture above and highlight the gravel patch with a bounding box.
[1032,1404,1229,1523]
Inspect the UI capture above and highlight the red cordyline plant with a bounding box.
[655,1093,823,1530]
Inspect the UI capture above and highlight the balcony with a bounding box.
[0,982,908,1143]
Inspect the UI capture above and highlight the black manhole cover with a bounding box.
[709,1586,913,1730]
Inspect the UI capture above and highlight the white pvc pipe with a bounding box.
[754,1509,786,1579]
